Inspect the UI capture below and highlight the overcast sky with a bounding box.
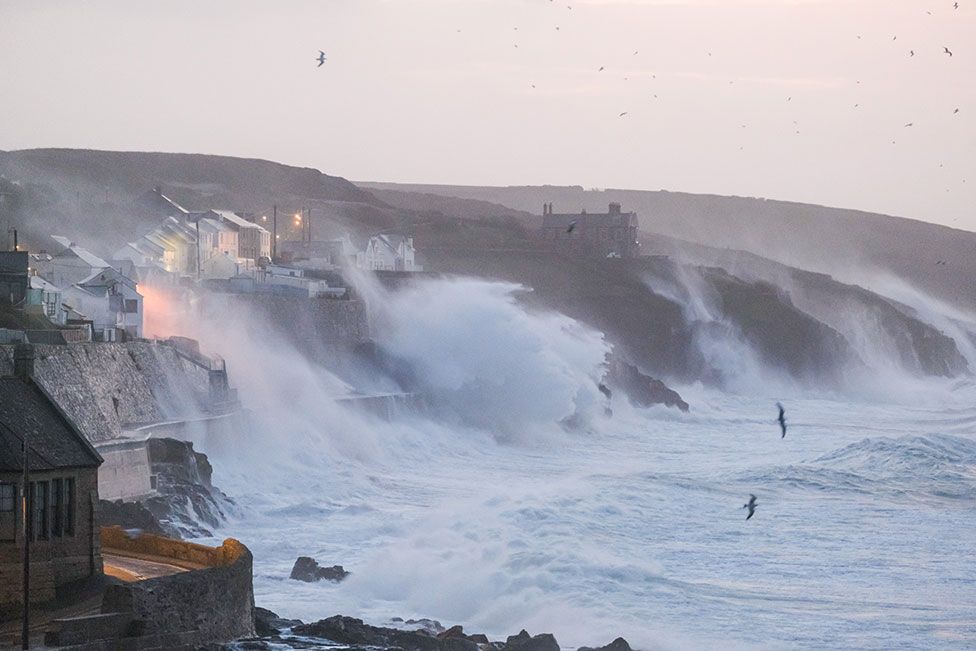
[1,0,973,228]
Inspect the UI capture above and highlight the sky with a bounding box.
[0,0,973,228]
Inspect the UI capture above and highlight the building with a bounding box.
[540,202,640,258]
[278,236,359,269]
[25,276,66,325]
[0,251,29,305]
[61,267,143,341]
[0,344,103,610]
[34,237,113,288]
[205,210,271,262]
[362,234,421,272]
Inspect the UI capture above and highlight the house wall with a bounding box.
[0,468,101,610]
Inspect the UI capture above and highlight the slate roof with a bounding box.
[0,377,102,472]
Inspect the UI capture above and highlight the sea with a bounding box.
[188,277,976,651]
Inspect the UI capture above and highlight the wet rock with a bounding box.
[294,615,478,651]
[289,557,351,583]
[253,606,303,637]
[579,638,633,651]
[97,498,165,535]
[606,356,689,412]
[436,625,491,644]
[502,630,560,651]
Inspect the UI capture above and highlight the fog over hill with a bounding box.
[362,182,976,312]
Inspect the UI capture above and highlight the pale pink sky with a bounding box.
[1,0,973,228]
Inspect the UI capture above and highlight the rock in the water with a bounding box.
[289,557,351,583]
[502,630,560,651]
[253,607,303,638]
[579,638,633,651]
[606,356,689,412]
[294,616,478,651]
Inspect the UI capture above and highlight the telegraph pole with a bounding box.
[22,430,30,649]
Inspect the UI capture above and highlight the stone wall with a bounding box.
[0,469,101,613]
[0,341,212,443]
[100,528,255,645]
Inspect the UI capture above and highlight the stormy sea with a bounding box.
[191,277,976,651]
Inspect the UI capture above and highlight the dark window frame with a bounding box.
[64,477,75,536]
[0,482,16,541]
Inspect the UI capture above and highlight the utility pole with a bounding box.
[22,428,30,649]
[195,219,201,280]
[272,205,277,262]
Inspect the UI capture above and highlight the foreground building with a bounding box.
[540,202,640,258]
[0,344,103,610]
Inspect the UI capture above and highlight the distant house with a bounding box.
[540,202,640,259]
[205,210,271,262]
[61,267,143,341]
[197,217,239,262]
[362,234,421,272]
[279,237,359,269]
[26,276,66,325]
[0,344,103,610]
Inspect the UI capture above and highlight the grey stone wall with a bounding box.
[0,342,212,443]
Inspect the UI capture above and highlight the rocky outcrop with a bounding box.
[579,638,634,651]
[254,607,302,638]
[605,356,689,412]
[97,499,166,535]
[502,630,561,651]
[289,557,350,583]
[293,616,479,651]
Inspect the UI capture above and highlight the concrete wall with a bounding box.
[96,442,153,502]
[0,342,212,443]
[0,469,101,612]
[100,528,255,645]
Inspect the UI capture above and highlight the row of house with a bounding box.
[278,232,422,273]
[3,236,145,343]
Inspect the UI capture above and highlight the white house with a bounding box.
[362,234,421,272]
[62,267,143,341]
[25,275,66,325]
[206,210,271,262]
[36,236,113,288]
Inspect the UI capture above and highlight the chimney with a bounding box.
[13,343,35,381]
[609,202,621,215]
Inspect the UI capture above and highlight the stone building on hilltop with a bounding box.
[540,202,640,259]
[0,344,103,611]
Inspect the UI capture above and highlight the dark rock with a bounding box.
[289,557,350,583]
[468,634,490,644]
[439,625,467,639]
[606,356,689,412]
[403,618,445,635]
[502,629,560,651]
[294,616,478,651]
[97,499,165,535]
[253,606,303,637]
[579,638,633,651]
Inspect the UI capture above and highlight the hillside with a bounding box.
[359,182,976,311]
[0,148,395,255]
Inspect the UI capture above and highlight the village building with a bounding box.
[205,210,272,262]
[61,267,143,341]
[278,236,359,269]
[361,234,422,272]
[540,202,640,259]
[0,344,103,610]
[26,276,66,325]
[33,237,113,288]
[0,251,29,306]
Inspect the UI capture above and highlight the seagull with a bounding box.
[910,50,915,57]
[599,66,605,71]
[742,495,758,520]
[905,122,913,127]
[777,403,787,438]
[316,51,327,67]
[954,108,960,114]
[944,46,953,56]
[619,111,628,117]
[955,2,959,8]
[566,221,577,234]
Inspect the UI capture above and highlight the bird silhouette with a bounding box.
[910,50,915,57]
[944,46,953,56]
[566,221,577,234]
[599,66,605,72]
[777,403,787,438]
[742,495,758,520]
[905,122,913,127]
[618,111,628,117]
[954,108,960,114]
[316,51,327,67]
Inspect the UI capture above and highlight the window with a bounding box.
[123,299,139,313]
[32,481,48,541]
[0,483,16,541]
[64,478,75,536]
[51,478,63,537]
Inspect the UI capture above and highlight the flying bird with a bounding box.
[944,46,953,56]
[316,51,327,67]
[910,50,915,57]
[619,111,629,117]
[904,122,913,127]
[777,403,787,438]
[954,108,960,114]
[742,495,758,520]
[566,221,577,234]
[599,66,605,71]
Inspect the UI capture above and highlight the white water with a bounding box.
[185,278,976,651]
